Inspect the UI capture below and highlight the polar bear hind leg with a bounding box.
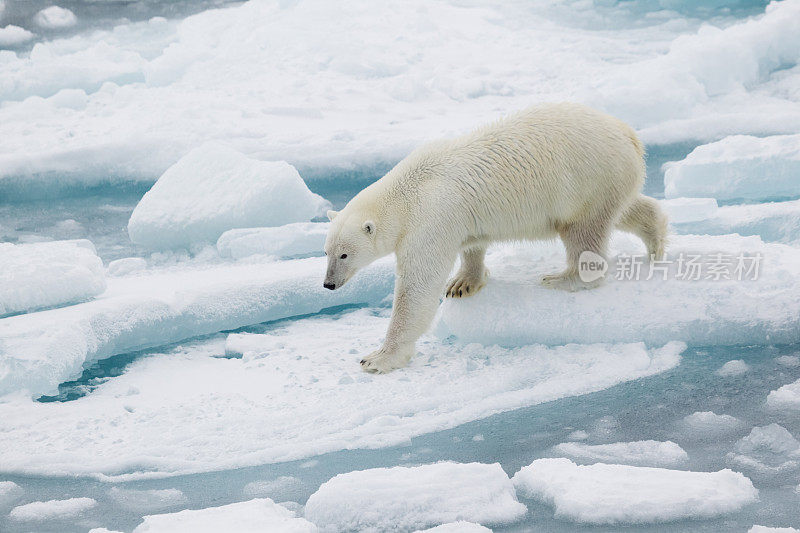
[446,245,489,298]
[617,194,668,260]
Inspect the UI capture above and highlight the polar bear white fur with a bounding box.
[323,103,667,373]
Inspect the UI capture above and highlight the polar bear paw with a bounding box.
[360,345,414,374]
[540,271,602,291]
[446,268,489,298]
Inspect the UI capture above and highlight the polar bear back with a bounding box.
[358,103,646,244]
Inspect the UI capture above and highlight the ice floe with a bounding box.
[33,7,78,29]
[665,134,800,202]
[8,497,97,521]
[128,145,329,250]
[305,462,525,532]
[671,200,800,245]
[727,424,800,480]
[106,257,148,276]
[0,25,34,46]
[217,223,329,260]
[131,498,317,533]
[436,233,800,347]
[716,360,750,377]
[678,411,744,436]
[0,307,683,479]
[660,197,719,224]
[0,256,394,397]
[552,440,688,467]
[0,239,106,317]
[767,378,800,410]
[415,523,491,533]
[512,458,758,524]
[749,527,800,533]
[0,480,22,504]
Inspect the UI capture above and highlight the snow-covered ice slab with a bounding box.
[305,462,525,532]
[664,134,800,202]
[767,378,800,410]
[128,144,329,250]
[660,197,718,224]
[0,256,394,398]
[131,498,317,533]
[671,199,800,245]
[512,458,757,524]
[436,234,800,347]
[0,307,683,479]
[552,440,687,467]
[727,424,800,480]
[0,239,106,317]
[217,222,329,260]
[9,497,97,521]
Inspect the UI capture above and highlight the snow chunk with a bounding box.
[767,378,800,410]
[217,223,328,260]
[34,6,78,29]
[664,134,800,202]
[128,145,329,250]
[0,25,34,46]
[0,239,106,317]
[436,234,800,347]
[512,458,757,524]
[132,498,317,533]
[0,308,682,479]
[660,197,718,224]
[9,497,97,521]
[728,424,800,478]
[305,462,525,532]
[107,257,147,276]
[415,523,492,533]
[0,256,393,398]
[108,487,187,511]
[552,440,688,467]
[716,360,749,377]
[672,200,800,245]
[0,480,22,503]
[679,411,743,435]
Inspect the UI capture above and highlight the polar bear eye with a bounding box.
[340,254,348,259]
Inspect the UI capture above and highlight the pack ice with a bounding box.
[0,239,105,317]
[304,462,525,532]
[0,307,683,479]
[216,222,329,260]
[127,144,329,250]
[436,233,800,347]
[131,498,317,533]
[512,458,758,524]
[665,134,800,202]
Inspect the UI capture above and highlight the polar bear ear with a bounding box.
[362,220,375,235]
[326,210,339,221]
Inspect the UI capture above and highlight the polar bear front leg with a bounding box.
[446,246,488,298]
[361,248,456,373]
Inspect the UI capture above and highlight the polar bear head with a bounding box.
[323,208,378,290]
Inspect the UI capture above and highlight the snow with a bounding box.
[552,440,688,467]
[0,239,106,317]
[2,1,800,195]
[660,197,718,224]
[131,498,317,533]
[679,411,744,435]
[0,25,34,46]
[415,523,491,533]
[107,257,147,276]
[8,497,97,521]
[0,306,683,479]
[671,200,800,245]
[750,527,800,533]
[0,256,394,398]
[108,487,187,511]
[305,462,525,532]
[664,134,800,202]
[767,378,800,410]
[217,223,329,260]
[727,424,800,478]
[127,145,329,250]
[34,7,78,29]
[0,480,22,503]
[512,458,758,524]
[436,233,800,348]
[716,360,750,376]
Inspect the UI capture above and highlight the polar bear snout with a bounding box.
[323,281,336,290]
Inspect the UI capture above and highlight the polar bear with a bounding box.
[324,103,667,373]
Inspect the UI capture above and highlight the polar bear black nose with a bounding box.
[324,282,336,290]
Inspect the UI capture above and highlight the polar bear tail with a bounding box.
[616,195,668,260]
